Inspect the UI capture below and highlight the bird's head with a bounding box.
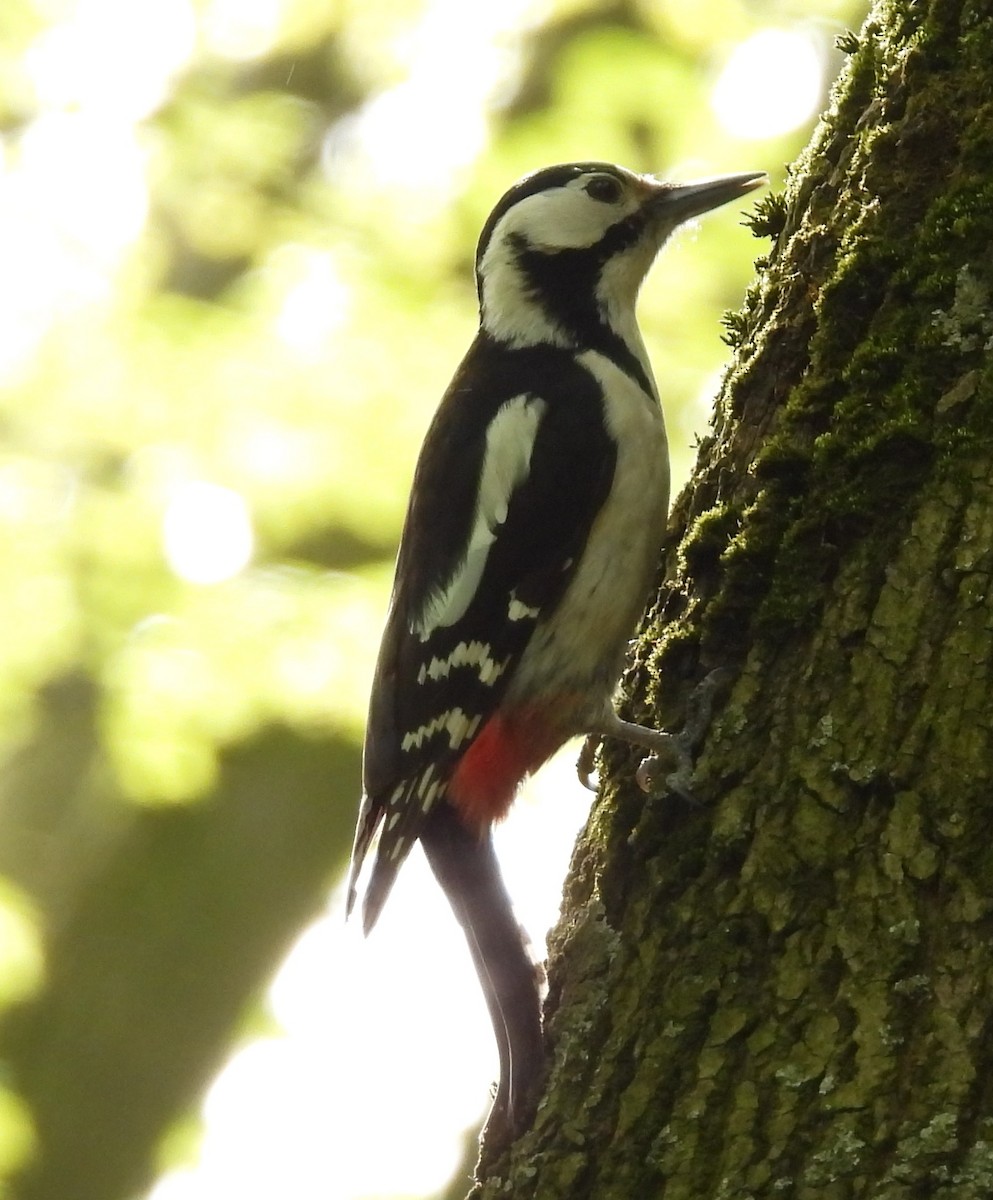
[474,162,766,350]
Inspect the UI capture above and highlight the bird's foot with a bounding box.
[586,668,732,800]
[577,733,602,791]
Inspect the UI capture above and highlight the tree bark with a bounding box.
[476,0,993,1195]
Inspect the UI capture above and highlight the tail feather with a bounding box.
[345,793,379,922]
[348,776,438,934]
[346,799,406,936]
[361,852,404,936]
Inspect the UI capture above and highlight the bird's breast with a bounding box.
[503,348,670,728]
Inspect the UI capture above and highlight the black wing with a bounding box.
[348,334,616,929]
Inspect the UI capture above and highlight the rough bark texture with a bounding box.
[475,0,993,1195]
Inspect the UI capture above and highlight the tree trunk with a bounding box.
[475,0,993,1195]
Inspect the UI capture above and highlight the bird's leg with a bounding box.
[579,668,731,799]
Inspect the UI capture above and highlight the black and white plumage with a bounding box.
[347,161,765,1146]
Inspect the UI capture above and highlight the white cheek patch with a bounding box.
[413,394,547,640]
[480,177,643,347]
[494,180,642,252]
[481,240,571,349]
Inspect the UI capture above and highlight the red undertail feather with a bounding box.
[448,709,565,831]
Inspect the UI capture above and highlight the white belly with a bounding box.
[505,349,670,729]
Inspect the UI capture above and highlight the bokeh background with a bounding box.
[0,1,868,1197]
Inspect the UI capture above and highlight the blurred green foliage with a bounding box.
[0,0,868,1196]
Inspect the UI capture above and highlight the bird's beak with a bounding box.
[644,170,767,223]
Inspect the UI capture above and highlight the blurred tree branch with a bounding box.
[1,673,358,1200]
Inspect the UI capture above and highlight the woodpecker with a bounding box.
[347,161,765,1148]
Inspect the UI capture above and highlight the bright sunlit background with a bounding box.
[0,1,869,1198]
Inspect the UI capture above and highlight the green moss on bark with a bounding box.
[475,2,993,1197]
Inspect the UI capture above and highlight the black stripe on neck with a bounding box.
[507,218,655,398]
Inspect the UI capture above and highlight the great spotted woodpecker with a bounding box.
[347,161,765,1147]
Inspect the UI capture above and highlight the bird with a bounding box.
[346,160,765,1149]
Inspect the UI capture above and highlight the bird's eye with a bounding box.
[584,175,623,204]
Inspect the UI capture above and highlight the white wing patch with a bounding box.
[508,591,542,622]
[379,771,448,862]
[416,639,507,686]
[401,707,483,754]
[413,394,547,640]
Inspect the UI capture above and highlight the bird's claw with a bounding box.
[635,737,696,800]
[577,668,732,798]
[635,667,732,799]
[577,734,602,791]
